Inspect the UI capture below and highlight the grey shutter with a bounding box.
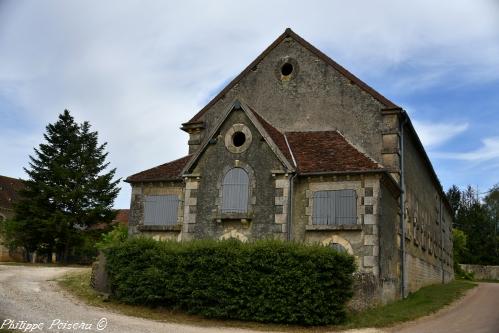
[313,190,356,225]
[143,195,179,225]
[222,168,249,213]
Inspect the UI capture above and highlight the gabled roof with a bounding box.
[125,155,192,183]
[182,100,296,174]
[182,28,398,129]
[285,131,382,174]
[0,175,24,210]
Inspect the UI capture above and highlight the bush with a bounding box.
[105,238,356,325]
[96,224,128,250]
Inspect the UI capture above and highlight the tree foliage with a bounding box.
[12,110,120,262]
[447,184,499,266]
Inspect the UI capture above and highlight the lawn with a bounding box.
[58,269,476,331]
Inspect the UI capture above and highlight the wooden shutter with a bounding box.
[222,168,249,213]
[143,195,179,225]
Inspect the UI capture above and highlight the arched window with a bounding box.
[222,168,249,213]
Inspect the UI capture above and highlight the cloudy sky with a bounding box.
[1,0,498,208]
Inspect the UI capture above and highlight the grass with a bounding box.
[58,269,477,331]
[340,279,477,329]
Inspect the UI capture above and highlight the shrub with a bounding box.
[96,224,128,250]
[105,238,356,325]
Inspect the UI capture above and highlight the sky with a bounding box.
[0,0,498,208]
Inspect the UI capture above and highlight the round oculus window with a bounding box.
[280,62,293,76]
[232,131,246,147]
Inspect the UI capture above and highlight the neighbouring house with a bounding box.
[125,29,454,306]
[0,175,24,261]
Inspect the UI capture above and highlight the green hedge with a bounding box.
[105,238,356,325]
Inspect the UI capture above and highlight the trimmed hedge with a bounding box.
[105,238,356,325]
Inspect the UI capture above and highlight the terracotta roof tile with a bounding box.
[247,108,294,164]
[285,131,381,174]
[113,209,129,225]
[0,175,24,210]
[126,155,192,183]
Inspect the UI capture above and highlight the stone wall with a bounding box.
[128,181,185,241]
[460,264,499,280]
[188,37,386,164]
[402,127,454,293]
[186,108,287,241]
[292,173,383,275]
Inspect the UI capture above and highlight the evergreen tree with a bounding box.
[14,110,120,263]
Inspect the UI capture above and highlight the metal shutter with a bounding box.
[313,190,356,225]
[143,195,179,225]
[222,168,249,213]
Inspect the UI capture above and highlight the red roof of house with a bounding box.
[284,131,381,174]
[248,108,294,164]
[113,209,129,226]
[0,175,25,210]
[126,155,192,183]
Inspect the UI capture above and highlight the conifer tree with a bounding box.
[14,110,120,263]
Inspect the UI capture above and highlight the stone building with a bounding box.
[0,175,24,261]
[126,29,454,305]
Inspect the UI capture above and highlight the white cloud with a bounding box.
[412,120,468,148]
[0,0,498,207]
[434,137,499,161]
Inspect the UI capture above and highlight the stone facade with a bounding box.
[126,29,454,308]
[0,175,25,262]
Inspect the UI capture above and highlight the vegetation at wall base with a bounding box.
[105,238,355,326]
[341,280,476,329]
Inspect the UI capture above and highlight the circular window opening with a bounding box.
[280,62,293,76]
[232,131,246,147]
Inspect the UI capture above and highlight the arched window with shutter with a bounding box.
[222,168,249,213]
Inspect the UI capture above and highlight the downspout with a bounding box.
[399,113,408,298]
[284,134,298,241]
[287,173,297,241]
[440,197,445,284]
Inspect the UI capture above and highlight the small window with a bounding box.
[144,195,179,225]
[280,62,293,76]
[232,131,246,147]
[313,190,356,225]
[222,168,249,213]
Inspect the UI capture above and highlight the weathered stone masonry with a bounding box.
[126,28,454,308]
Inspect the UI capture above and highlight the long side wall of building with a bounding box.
[403,125,454,292]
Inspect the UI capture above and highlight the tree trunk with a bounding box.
[62,242,70,265]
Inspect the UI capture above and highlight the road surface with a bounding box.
[0,265,498,333]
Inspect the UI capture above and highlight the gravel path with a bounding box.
[1,265,497,333]
[0,265,378,333]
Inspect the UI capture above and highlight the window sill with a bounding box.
[305,224,362,231]
[138,224,182,232]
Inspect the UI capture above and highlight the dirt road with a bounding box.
[0,265,498,333]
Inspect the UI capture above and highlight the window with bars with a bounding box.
[143,195,179,225]
[312,189,357,225]
[222,168,249,213]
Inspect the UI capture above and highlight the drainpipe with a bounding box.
[399,114,408,299]
[287,173,297,241]
[440,197,445,284]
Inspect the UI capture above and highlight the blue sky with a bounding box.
[1,0,498,208]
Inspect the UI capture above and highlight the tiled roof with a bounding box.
[113,209,129,225]
[183,28,398,127]
[126,155,192,183]
[284,131,381,174]
[0,175,24,210]
[248,108,294,164]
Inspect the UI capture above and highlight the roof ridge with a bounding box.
[183,28,398,126]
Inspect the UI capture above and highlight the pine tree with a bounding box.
[14,110,120,263]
